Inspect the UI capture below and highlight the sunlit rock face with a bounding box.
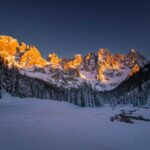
[17,42,27,53]
[47,53,60,64]
[97,48,110,81]
[19,46,47,67]
[0,36,19,67]
[0,36,47,68]
[97,48,122,69]
[96,48,120,81]
[63,54,82,70]
[47,53,60,68]
[0,35,148,91]
[0,36,19,56]
[130,63,140,76]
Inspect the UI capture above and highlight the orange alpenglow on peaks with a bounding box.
[0,36,19,56]
[130,64,140,76]
[19,46,47,67]
[0,35,148,88]
[64,54,82,70]
[47,53,60,65]
[0,35,47,67]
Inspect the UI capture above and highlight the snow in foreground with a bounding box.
[0,93,150,150]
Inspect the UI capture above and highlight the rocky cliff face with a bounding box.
[19,46,47,67]
[0,35,148,91]
[63,54,82,70]
[47,53,60,68]
[0,36,47,68]
[0,36,19,56]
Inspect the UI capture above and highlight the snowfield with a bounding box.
[0,93,150,150]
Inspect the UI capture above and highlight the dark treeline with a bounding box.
[0,57,150,107]
[0,58,102,107]
[101,62,150,106]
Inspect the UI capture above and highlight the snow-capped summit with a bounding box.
[126,49,148,67]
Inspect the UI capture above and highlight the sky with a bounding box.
[0,0,150,59]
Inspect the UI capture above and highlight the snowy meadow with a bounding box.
[0,93,150,150]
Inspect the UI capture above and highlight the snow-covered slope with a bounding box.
[0,35,148,91]
[0,92,150,150]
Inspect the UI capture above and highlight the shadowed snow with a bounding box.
[0,93,150,150]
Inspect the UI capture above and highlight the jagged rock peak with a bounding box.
[74,54,82,58]
[131,49,136,53]
[19,45,47,67]
[47,53,60,66]
[17,42,28,53]
[126,49,148,67]
[63,54,82,70]
[47,53,61,69]
[126,49,143,58]
[0,35,47,67]
[0,35,18,43]
[0,35,19,56]
[85,52,96,60]
[97,48,112,62]
[98,48,110,55]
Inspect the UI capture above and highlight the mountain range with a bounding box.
[0,35,149,106]
[0,35,148,91]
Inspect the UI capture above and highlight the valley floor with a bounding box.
[0,93,150,150]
